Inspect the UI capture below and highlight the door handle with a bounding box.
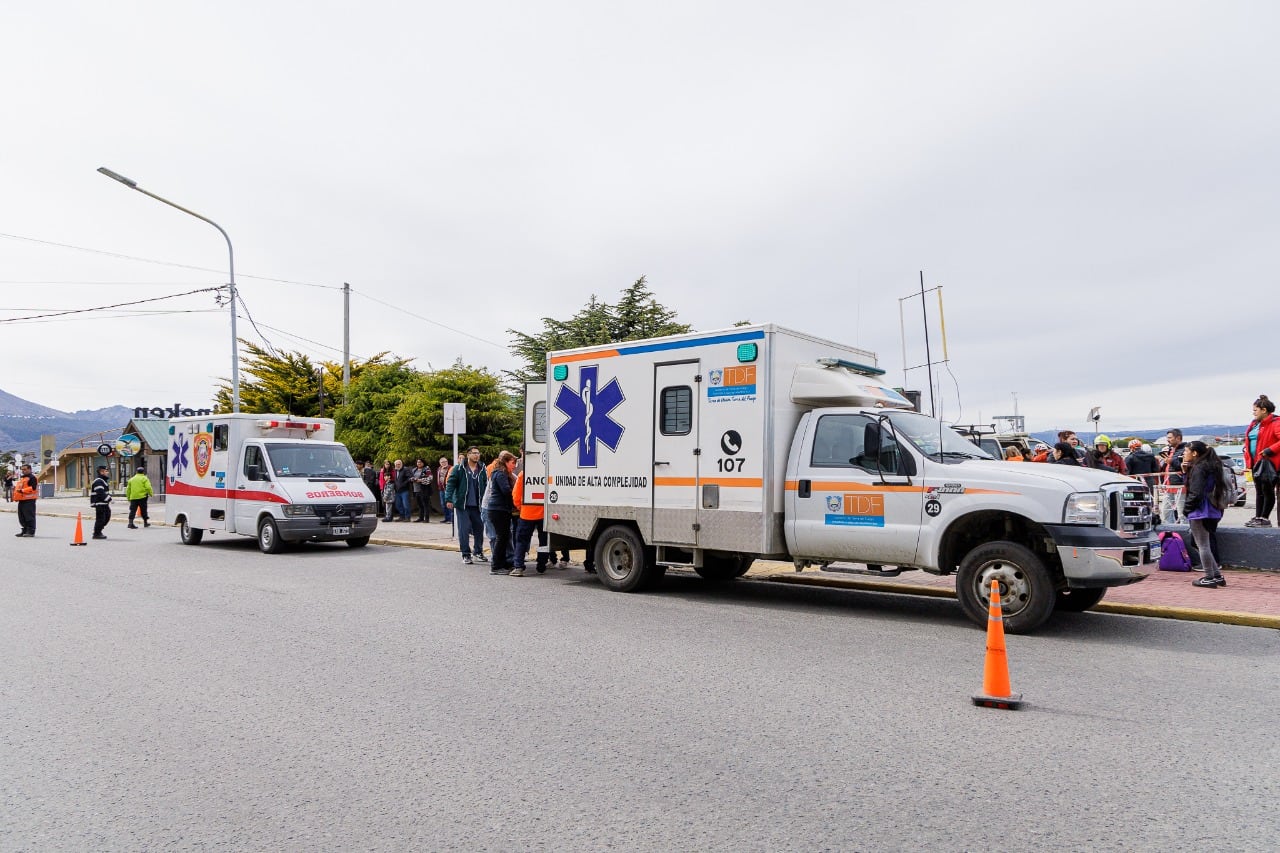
[655,461,670,466]
[798,479,811,498]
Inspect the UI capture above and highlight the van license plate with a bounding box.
[1149,543,1160,561]
[332,526,350,536]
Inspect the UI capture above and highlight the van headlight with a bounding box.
[282,504,316,517]
[1063,492,1104,525]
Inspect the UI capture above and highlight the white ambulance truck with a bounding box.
[527,324,1157,633]
[165,414,378,553]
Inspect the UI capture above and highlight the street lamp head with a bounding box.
[97,166,138,188]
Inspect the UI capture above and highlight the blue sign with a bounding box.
[553,365,625,468]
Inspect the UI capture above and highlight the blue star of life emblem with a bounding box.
[171,432,190,480]
[553,364,625,468]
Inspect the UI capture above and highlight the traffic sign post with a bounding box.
[443,403,466,535]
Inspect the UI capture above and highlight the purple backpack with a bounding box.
[1158,531,1192,572]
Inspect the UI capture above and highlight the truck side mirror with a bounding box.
[863,423,881,458]
[247,464,263,481]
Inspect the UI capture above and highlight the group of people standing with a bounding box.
[357,458,442,523]
[440,446,583,577]
[10,463,153,539]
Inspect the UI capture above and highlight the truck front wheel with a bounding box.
[956,541,1055,634]
[258,518,285,554]
[1055,586,1107,612]
[594,525,660,592]
[695,555,754,582]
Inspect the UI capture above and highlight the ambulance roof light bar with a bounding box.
[257,419,323,433]
[815,357,886,377]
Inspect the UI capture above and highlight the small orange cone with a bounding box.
[70,512,87,546]
[972,578,1022,709]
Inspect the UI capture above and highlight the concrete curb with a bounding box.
[759,572,1280,630]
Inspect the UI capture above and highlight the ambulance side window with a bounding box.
[659,387,692,435]
[213,425,229,452]
[243,445,265,481]
[532,402,547,443]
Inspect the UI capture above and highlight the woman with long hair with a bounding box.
[1183,440,1228,588]
[1050,442,1080,465]
[485,451,518,576]
[1243,394,1280,528]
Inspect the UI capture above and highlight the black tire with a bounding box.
[179,518,203,546]
[956,541,1056,634]
[346,536,370,549]
[593,524,660,592]
[695,554,754,582]
[1055,586,1107,612]
[258,517,285,554]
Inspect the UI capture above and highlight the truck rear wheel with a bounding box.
[695,554,754,583]
[594,525,660,592]
[179,518,203,546]
[956,541,1055,634]
[258,518,285,554]
[1055,586,1107,612]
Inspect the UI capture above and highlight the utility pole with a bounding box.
[342,282,351,402]
[318,367,326,417]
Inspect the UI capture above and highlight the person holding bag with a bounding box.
[1183,441,1229,588]
[1243,394,1280,528]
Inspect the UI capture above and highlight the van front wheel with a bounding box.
[258,518,285,554]
[956,541,1055,634]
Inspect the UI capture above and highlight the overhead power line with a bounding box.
[0,287,222,324]
[0,231,341,290]
[350,288,507,350]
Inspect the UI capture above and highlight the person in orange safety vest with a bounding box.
[12,462,38,537]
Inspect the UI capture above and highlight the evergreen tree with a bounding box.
[507,277,690,382]
[212,341,391,417]
[334,361,423,462]
[388,361,522,462]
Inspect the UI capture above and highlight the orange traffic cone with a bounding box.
[972,578,1022,709]
[70,512,87,546]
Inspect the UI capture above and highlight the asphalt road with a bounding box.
[3,516,1278,850]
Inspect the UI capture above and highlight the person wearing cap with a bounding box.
[1086,435,1127,474]
[12,463,38,537]
[125,465,154,529]
[1124,439,1159,482]
[90,464,113,539]
[1029,443,1051,463]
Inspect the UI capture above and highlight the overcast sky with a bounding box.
[3,2,1274,433]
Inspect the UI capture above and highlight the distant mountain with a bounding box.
[1029,425,1250,447]
[0,388,134,454]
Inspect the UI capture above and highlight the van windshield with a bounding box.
[263,442,359,478]
[883,411,996,461]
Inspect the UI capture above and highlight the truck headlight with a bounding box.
[282,504,316,517]
[364,503,377,513]
[1063,492,1104,525]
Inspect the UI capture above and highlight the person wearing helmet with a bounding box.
[1125,439,1159,481]
[1030,443,1051,463]
[1087,435,1127,474]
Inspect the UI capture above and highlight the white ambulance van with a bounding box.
[165,414,378,552]
[529,324,1158,633]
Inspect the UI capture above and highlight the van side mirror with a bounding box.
[247,464,264,481]
[863,423,881,458]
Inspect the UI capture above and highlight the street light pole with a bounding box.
[97,167,240,412]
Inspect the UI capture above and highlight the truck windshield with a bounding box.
[263,442,360,478]
[884,411,996,461]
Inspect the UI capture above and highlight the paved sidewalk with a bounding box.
[8,496,1278,629]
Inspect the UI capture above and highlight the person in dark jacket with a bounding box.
[485,451,518,575]
[90,464,112,539]
[410,458,434,522]
[1182,441,1227,588]
[392,459,414,522]
[359,461,381,517]
[1124,440,1159,483]
[1051,442,1081,465]
[444,447,488,563]
[1160,429,1188,524]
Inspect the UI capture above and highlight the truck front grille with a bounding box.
[1107,483,1153,537]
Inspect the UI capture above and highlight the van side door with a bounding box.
[652,361,700,546]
